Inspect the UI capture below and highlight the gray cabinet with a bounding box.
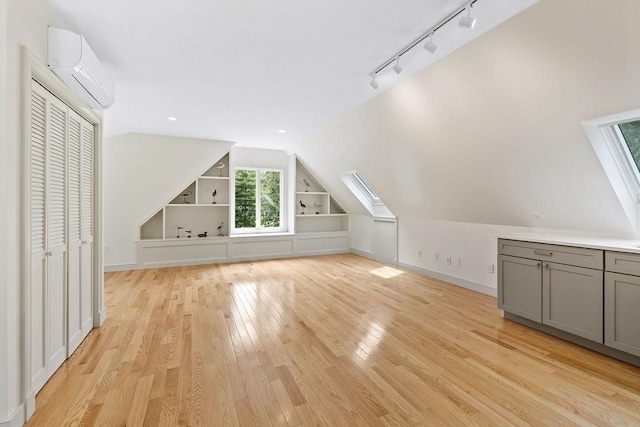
[498,255,542,322]
[498,239,604,344]
[543,262,603,342]
[499,238,640,364]
[605,251,640,276]
[605,271,640,357]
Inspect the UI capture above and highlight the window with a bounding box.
[616,120,640,189]
[346,171,380,204]
[582,110,640,236]
[234,168,282,232]
[342,170,394,217]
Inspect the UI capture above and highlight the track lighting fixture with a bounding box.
[367,0,478,89]
[423,32,437,54]
[369,75,379,89]
[392,58,402,74]
[458,4,477,29]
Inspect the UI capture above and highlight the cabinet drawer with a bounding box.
[498,239,603,270]
[605,251,640,276]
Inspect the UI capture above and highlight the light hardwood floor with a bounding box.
[26,254,640,426]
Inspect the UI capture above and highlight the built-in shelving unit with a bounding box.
[295,158,348,233]
[139,153,230,240]
[134,153,350,269]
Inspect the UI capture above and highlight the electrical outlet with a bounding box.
[488,264,495,274]
[105,245,110,253]
[434,253,439,261]
[418,249,422,257]
[446,257,452,265]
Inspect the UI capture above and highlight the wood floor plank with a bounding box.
[24,254,640,426]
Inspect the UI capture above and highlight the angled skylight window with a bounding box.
[348,172,380,204]
[342,171,394,217]
[582,110,640,236]
[617,120,640,188]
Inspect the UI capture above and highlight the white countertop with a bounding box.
[499,233,640,254]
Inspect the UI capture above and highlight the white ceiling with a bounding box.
[46,0,535,149]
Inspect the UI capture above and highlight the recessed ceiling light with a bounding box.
[167,116,178,121]
[277,129,287,134]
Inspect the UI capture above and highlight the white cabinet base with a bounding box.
[135,231,349,269]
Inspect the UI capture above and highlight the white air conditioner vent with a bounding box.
[48,27,115,110]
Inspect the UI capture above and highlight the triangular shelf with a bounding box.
[138,153,230,239]
[295,157,348,233]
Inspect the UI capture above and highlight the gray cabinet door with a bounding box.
[498,255,542,322]
[605,272,640,356]
[543,263,603,343]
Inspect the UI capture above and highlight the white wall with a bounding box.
[0,1,8,422]
[349,214,373,256]
[103,133,234,268]
[1,1,64,423]
[294,0,640,238]
[293,0,640,291]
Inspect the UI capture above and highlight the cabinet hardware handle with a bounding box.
[544,263,549,269]
[45,251,52,256]
[82,241,87,244]
[536,262,541,269]
[534,250,553,256]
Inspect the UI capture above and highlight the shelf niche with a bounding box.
[139,153,230,240]
[140,209,163,239]
[295,158,347,233]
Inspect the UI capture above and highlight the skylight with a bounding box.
[582,110,640,236]
[347,172,380,204]
[617,120,640,184]
[342,171,394,218]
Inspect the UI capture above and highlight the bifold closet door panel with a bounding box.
[67,110,83,356]
[29,81,69,392]
[46,92,69,376]
[80,118,94,335]
[29,82,48,391]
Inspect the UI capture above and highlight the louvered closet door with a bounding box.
[45,91,69,378]
[29,82,49,390]
[79,117,94,337]
[67,109,83,356]
[29,81,69,392]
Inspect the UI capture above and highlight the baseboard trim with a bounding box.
[397,262,497,297]
[24,391,35,421]
[128,249,351,270]
[104,263,137,272]
[97,308,107,326]
[0,402,25,427]
[350,248,374,259]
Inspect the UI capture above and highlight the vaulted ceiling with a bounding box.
[46,0,535,148]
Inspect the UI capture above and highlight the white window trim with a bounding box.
[341,170,394,218]
[349,171,380,204]
[582,109,640,236]
[232,167,284,234]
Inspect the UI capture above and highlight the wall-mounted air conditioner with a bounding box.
[48,27,115,110]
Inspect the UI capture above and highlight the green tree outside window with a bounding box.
[619,120,640,171]
[235,168,281,230]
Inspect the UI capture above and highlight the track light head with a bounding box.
[392,58,402,74]
[369,75,379,90]
[458,5,476,29]
[423,33,437,54]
